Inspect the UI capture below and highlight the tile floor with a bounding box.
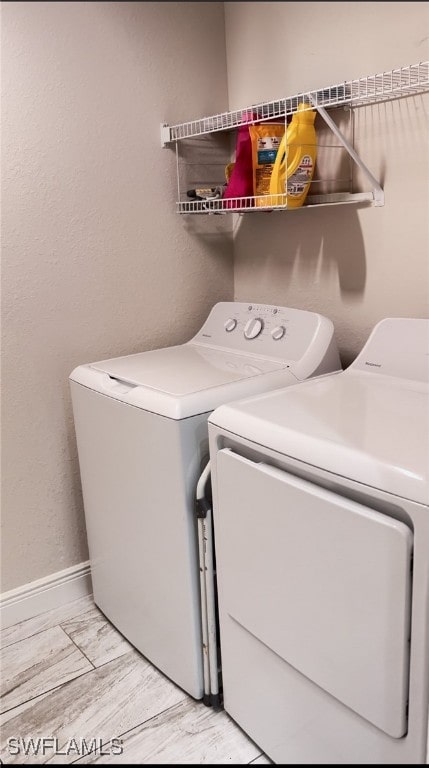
[0,596,271,764]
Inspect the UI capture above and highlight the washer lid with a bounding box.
[70,342,296,419]
[209,371,429,505]
[90,343,285,395]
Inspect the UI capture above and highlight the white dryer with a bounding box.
[208,317,429,763]
[69,301,340,704]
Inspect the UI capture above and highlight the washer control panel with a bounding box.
[192,302,326,363]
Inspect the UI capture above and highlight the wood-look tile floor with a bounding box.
[0,596,271,764]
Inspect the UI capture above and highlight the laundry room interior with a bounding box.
[1,1,428,765]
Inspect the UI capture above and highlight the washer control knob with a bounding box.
[244,317,264,339]
[272,325,286,340]
[224,318,237,332]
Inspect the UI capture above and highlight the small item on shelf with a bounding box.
[249,123,285,207]
[187,186,224,201]
[269,103,317,209]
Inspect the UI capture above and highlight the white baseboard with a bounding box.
[0,561,93,630]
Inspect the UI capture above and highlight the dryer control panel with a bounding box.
[191,301,333,366]
[349,317,429,383]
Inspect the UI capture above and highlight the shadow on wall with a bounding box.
[232,202,367,302]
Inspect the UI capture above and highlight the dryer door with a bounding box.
[215,449,413,739]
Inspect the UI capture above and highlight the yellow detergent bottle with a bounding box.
[269,103,317,208]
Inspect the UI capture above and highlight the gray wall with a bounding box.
[225,1,429,364]
[1,1,233,592]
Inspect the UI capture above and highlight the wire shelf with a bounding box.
[162,62,429,145]
[176,192,375,215]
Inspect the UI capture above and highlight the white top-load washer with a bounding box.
[208,317,429,763]
[69,301,341,704]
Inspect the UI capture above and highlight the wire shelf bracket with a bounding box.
[315,104,385,207]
